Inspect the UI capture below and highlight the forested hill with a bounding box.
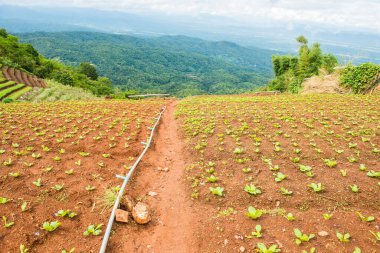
[19,32,275,96]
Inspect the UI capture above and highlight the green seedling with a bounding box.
[52,184,64,191]
[280,187,293,195]
[269,165,280,171]
[246,224,262,238]
[65,169,74,175]
[244,184,262,195]
[3,158,13,166]
[78,152,90,157]
[308,183,324,192]
[336,231,350,242]
[59,149,66,154]
[246,206,263,220]
[20,244,29,253]
[323,158,337,168]
[274,172,287,182]
[209,187,224,196]
[367,170,380,178]
[353,247,361,253]
[242,167,252,173]
[233,147,244,154]
[56,209,77,218]
[286,213,296,221]
[61,248,75,253]
[21,201,28,212]
[340,169,347,177]
[323,213,333,220]
[32,153,42,159]
[42,221,61,232]
[356,212,375,222]
[256,242,281,253]
[84,224,103,236]
[347,156,357,163]
[2,216,14,228]
[75,160,81,166]
[42,145,51,152]
[301,248,316,253]
[0,197,10,204]
[290,157,300,163]
[359,164,367,171]
[299,164,312,172]
[86,185,96,191]
[206,175,218,183]
[33,178,42,187]
[370,231,380,241]
[349,184,359,193]
[294,228,315,245]
[9,171,21,178]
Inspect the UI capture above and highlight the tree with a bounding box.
[79,62,98,80]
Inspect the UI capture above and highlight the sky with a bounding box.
[1,0,379,33]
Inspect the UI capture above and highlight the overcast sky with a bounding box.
[1,0,378,33]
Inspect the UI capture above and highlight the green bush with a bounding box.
[3,98,13,103]
[340,63,380,93]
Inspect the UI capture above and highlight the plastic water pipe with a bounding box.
[99,106,167,253]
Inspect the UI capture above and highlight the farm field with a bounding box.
[0,94,379,253]
[0,99,167,252]
[175,94,380,252]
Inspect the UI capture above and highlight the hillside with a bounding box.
[18,32,274,96]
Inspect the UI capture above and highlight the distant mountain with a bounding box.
[18,31,274,96]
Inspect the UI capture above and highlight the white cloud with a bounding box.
[1,0,379,32]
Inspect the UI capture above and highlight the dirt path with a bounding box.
[108,100,198,253]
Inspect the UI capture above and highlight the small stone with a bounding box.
[239,246,245,252]
[223,239,228,246]
[318,231,329,237]
[132,202,151,224]
[148,191,158,197]
[234,235,243,240]
[115,209,129,223]
[124,195,135,212]
[275,200,280,207]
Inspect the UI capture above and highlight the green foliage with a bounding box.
[0,28,113,95]
[340,63,380,93]
[79,62,98,80]
[42,221,61,232]
[83,224,103,236]
[268,35,338,93]
[19,31,273,96]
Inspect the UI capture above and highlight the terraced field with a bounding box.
[0,66,47,102]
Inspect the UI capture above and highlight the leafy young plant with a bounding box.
[370,231,380,241]
[33,178,42,187]
[0,197,10,204]
[356,212,375,222]
[336,231,350,242]
[367,170,380,178]
[52,184,64,191]
[308,183,324,192]
[206,175,218,183]
[280,187,293,195]
[56,209,77,218]
[294,228,315,245]
[2,216,14,228]
[323,158,337,168]
[246,224,263,238]
[256,242,281,253]
[349,184,360,193]
[244,184,262,195]
[209,186,224,196]
[83,224,103,236]
[286,213,296,221]
[274,172,287,182]
[42,221,61,232]
[20,244,29,253]
[246,206,263,220]
[323,213,333,220]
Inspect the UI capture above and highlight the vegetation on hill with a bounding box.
[18,31,274,96]
[28,80,99,102]
[0,28,113,96]
[267,36,338,93]
[340,63,380,93]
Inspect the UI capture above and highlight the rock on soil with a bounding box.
[132,202,151,224]
[124,195,135,212]
[115,209,130,223]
